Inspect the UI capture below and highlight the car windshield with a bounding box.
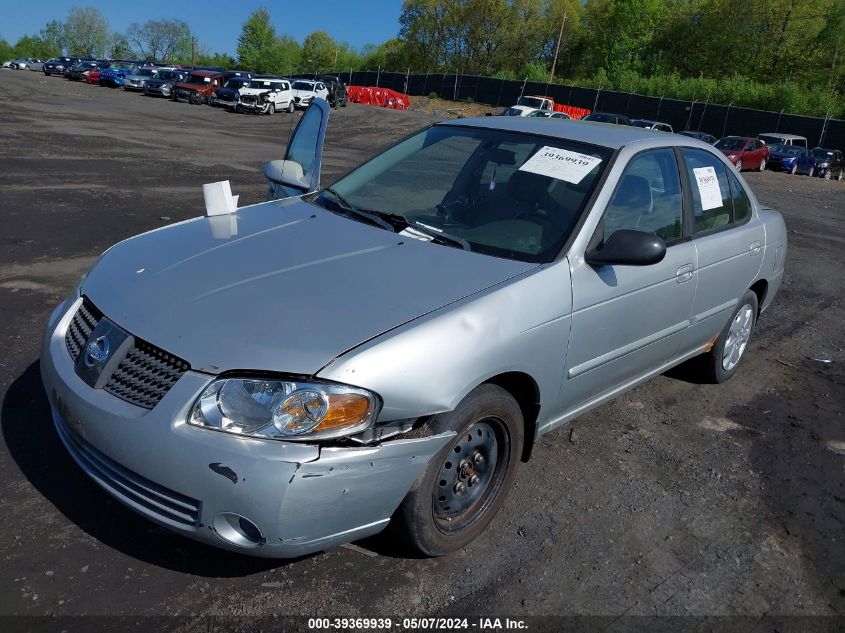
[137,68,156,76]
[225,78,250,88]
[584,113,614,122]
[631,120,653,128]
[812,148,834,158]
[248,80,274,89]
[188,74,212,84]
[311,125,611,263]
[110,62,135,71]
[517,97,545,109]
[503,108,523,116]
[715,138,747,150]
[156,71,177,81]
[292,81,314,90]
[771,144,804,155]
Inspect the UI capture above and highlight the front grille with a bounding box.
[104,339,190,409]
[66,298,102,362]
[54,414,201,528]
[240,94,258,105]
[65,298,190,409]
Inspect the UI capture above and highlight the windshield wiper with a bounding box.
[321,187,396,232]
[406,221,472,252]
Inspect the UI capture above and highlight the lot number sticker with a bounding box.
[693,166,723,211]
[518,147,602,184]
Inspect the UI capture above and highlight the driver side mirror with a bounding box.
[585,229,666,267]
[263,160,308,191]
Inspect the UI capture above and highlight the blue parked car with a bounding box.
[795,147,845,180]
[766,144,807,174]
[99,61,141,87]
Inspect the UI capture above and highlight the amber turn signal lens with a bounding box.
[315,393,372,430]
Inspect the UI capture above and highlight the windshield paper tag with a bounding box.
[692,166,723,211]
[518,147,602,184]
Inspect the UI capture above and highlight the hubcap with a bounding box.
[722,304,754,371]
[433,419,507,532]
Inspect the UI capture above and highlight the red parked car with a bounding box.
[714,136,769,171]
[86,68,102,85]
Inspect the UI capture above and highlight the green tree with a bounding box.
[64,7,109,57]
[108,33,134,59]
[236,8,277,72]
[301,31,337,73]
[0,38,13,61]
[39,20,65,57]
[126,19,192,62]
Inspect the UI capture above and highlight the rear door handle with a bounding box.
[676,264,694,283]
[749,240,762,256]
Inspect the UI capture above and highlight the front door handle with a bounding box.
[749,240,762,256]
[676,263,694,283]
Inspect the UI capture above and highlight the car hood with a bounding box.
[292,89,317,97]
[237,88,270,96]
[82,198,536,376]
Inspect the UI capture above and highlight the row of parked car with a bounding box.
[3,56,349,114]
[502,95,844,180]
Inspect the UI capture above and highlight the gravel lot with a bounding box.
[0,70,843,629]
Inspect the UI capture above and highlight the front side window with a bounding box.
[312,126,611,262]
[682,148,733,233]
[603,149,683,243]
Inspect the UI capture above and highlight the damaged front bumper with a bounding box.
[40,298,454,557]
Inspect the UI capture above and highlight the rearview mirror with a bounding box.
[585,229,666,267]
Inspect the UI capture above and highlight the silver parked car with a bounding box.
[42,101,786,558]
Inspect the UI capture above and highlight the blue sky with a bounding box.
[1,1,404,54]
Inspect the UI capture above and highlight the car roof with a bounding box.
[721,136,753,141]
[439,117,683,150]
[190,70,220,77]
[758,132,807,139]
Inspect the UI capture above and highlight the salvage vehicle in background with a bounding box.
[714,136,769,171]
[123,66,166,91]
[172,69,226,104]
[100,61,141,88]
[142,68,190,98]
[210,76,252,108]
[317,74,349,107]
[795,147,845,179]
[631,119,674,133]
[526,110,571,120]
[581,112,632,125]
[4,57,41,70]
[291,79,329,109]
[236,78,294,114]
[65,61,106,81]
[679,131,717,144]
[766,144,807,174]
[42,103,786,559]
[757,132,807,148]
[43,57,81,76]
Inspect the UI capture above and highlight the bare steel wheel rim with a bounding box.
[433,418,509,534]
[722,304,754,371]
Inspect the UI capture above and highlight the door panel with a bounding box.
[679,148,765,352]
[563,148,696,409]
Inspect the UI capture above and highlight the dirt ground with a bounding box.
[0,70,843,630]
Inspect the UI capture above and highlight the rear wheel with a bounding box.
[790,163,797,174]
[693,290,758,384]
[287,101,295,113]
[837,169,844,181]
[393,384,523,556]
[758,158,766,171]
[808,166,815,177]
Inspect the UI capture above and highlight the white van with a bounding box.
[757,133,808,148]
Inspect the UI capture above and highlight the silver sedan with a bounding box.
[42,102,786,558]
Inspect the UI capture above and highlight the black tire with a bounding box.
[287,101,294,113]
[393,384,523,556]
[693,290,758,384]
[267,102,275,115]
[790,163,797,174]
[189,91,203,105]
[823,169,831,180]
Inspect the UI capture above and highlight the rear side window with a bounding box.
[683,148,754,232]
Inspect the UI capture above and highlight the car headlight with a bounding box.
[188,378,378,441]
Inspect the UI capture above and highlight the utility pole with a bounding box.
[549,9,568,84]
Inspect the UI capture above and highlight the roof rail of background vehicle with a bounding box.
[440,116,697,150]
